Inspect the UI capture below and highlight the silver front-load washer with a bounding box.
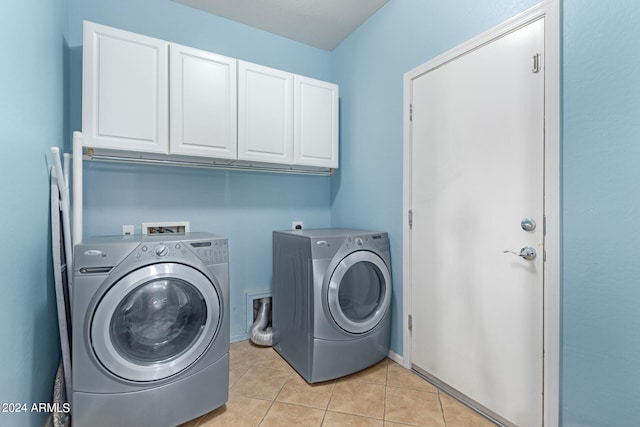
[272,228,392,383]
[72,233,229,427]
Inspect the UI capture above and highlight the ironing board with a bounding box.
[50,156,73,408]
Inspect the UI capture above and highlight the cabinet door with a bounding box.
[293,76,339,168]
[238,61,293,163]
[82,21,168,153]
[170,44,237,159]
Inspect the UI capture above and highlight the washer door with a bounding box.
[327,251,391,334]
[91,263,220,382]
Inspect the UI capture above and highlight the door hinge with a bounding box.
[408,314,413,332]
[409,103,413,121]
[532,53,541,73]
[408,209,413,228]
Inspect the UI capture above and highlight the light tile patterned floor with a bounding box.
[179,340,496,427]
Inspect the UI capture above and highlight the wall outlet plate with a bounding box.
[142,221,190,235]
[292,221,303,230]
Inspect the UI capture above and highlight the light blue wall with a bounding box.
[562,1,640,425]
[0,0,68,426]
[330,0,540,358]
[82,163,330,339]
[67,0,333,340]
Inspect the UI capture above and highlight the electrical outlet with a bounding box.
[142,221,190,235]
[122,225,134,236]
[292,221,303,230]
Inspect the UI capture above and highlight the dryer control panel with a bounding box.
[342,234,388,252]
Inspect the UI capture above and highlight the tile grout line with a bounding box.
[319,376,337,425]
[259,347,290,426]
[257,398,276,426]
[192,413,205,427]
[383,359,389,424]
[438,392,447,427]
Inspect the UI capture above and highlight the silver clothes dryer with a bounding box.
[272,228,391,383]
[72,233,229,427]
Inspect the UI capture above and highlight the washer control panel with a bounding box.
[155,245,169,257]
[132,239,228,265]
[190,239,228,265]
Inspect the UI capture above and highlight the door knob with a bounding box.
[503,246,536,261]
[521,218,536,232]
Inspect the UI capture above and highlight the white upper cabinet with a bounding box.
[169,44,237,159]
[83,21,169,153]
[82,22,339,170]
[237,61,294,164]
[294,76,339,168]
[238,61,340,168]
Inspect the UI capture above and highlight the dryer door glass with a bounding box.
[328,251,391,334]
[91,263,221,382]
[110,278,206,363]
[339,262,383,322]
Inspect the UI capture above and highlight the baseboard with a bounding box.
[230,333,249,343]
[387,349,403,365]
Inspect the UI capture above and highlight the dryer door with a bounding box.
[91,263,220,382]
[327,251,391,334]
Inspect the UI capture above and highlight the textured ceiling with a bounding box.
[173,0,389,50]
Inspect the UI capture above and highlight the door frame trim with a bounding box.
[401,1,560,426]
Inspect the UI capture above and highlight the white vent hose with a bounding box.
[250,297,273,346]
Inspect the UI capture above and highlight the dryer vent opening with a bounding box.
[250,297,272,346]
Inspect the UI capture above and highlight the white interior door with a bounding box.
[410,18,545,426]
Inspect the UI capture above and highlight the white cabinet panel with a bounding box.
[82,22,339,172]
[238,61,293,163]
[170,44,237,159]
[82,21,168,153]
[294,76,339,168]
